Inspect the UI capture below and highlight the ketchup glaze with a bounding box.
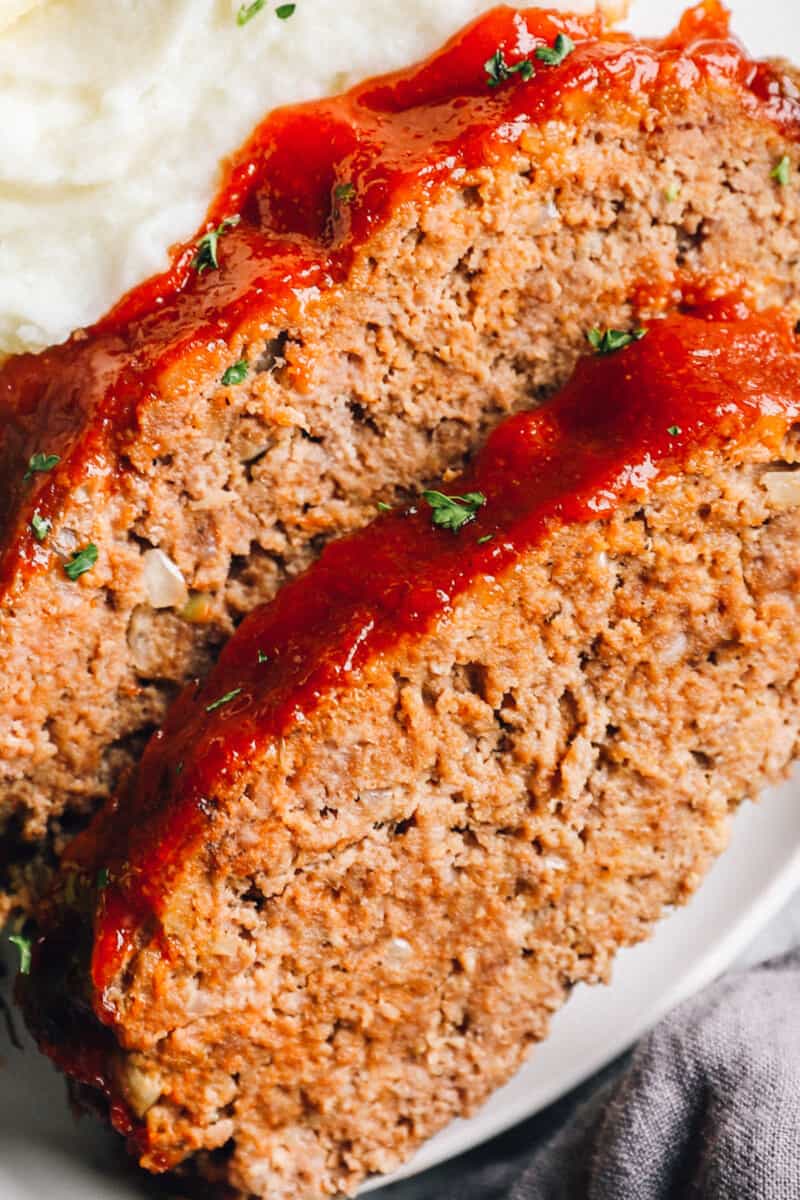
[62,301,800,1003]
[2,2,799,598]
[16,4,800,1161]
[23,298,800,1162]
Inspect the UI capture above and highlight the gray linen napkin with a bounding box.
[382,948,800,1200]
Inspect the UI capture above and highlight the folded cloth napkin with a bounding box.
[389,949,800,1200]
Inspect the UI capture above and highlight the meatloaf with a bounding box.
[21,303,800,1199]
[3,4,800,917]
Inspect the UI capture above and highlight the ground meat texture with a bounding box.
[3,5,800,917]
[21,308,800,1199]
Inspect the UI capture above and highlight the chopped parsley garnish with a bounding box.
[423,490,487,533]
[667,425,682,436]
[64,543,98,581]
[664,181,681,203]
[206,687,243,713]
[772,155,791,186]
[485,48,535,89]
[257,649,269,663]
[96,867,110,891]
[334,182,356,205]
[587,327,648,355]
[535,33,575,67]
[30,512,51,542]
[24,452,60,481]
[276,3,296,17]
[377,501,393,512]
[9,933,31,976]
[237,0,267,24]
[477,533,494,545]
[192,215,240,273]
[221,359,249,387]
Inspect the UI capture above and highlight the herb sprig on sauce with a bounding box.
[24,452,60,481]
[30,512,51,542]
[423,490,487,533]
[587,327,648,355]
[485,31,574,88]
[484,49,534,89]
[206,687,243,713]
[535,33,575,67]
[334,182,356,205]
[192,216,240,274]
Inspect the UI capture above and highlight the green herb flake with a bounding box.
[664,181,681,203]
[276,3,296,18]
[237,0,267,25]
[30,512,51,542]
[587,327,648,355]
[535,32,575,67]
[206,687,243,713]
[771,155,791,187]
[24,452,60,481]
[477,533,494,545]
[9,933,31,976]
[423,490,487,533]
[667,425,682,436]
[377,501,393,512]
[192,215,241,273]
[484,48,535,89]
[334,182,356,206]
[221,359,249,387]
[64,543,98,581]
[257,649,269,663]
[96,867,110,891]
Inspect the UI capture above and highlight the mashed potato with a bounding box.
[0,0,616,356]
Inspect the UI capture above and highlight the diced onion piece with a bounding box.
[142,548,188,609]
[386,936,413,964]
[121,1063,162,1118]
[763,470,800,509]
[181,591,216,624]
[660,631,688,666]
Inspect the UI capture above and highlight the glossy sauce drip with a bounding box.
[2,2,800,592]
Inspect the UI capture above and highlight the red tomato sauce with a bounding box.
[18,4,800,1158]
[70,300,800,1017]
[2,1,799,595]
[28,299,800,1161]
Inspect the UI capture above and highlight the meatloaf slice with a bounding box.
[3,4,800,916]
[22,304,800,1199]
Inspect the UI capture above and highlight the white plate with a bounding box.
[2,1,799,1197]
